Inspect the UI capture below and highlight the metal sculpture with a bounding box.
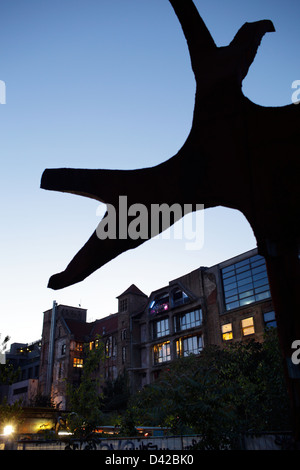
[41,0,299,445]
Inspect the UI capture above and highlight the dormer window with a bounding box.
[149,294,169,315]
[172,289,190,307]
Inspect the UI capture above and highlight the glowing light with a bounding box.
[3,425,14,436]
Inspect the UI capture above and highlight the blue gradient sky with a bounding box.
[0,0,299,346]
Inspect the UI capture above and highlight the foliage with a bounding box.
[0,335,10,355]
[66,336,105,437]
[118,408,140,437]
[126,329,291,449]
[0,397,24,432]
[100,370,130,413]
[29,392,56,409]
[0,335,20,387]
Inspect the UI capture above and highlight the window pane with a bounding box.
[223,275,237,285]
[240,296,255,306]
[237,277,252,287]
[236,271,252,281]
[226,300,240,310]
[254,278,269,288]
[238,282,253,293]
[264,311,275,322]
[235,259,250,268]
[239,289,254,299]
[222,265,235,274]
[224,281,238,291]
[252,271,268,281]
[225,287,238,298]
[255,291,270,301]
[242,317,255,336]
[252,265,267,275]
[226,294,238,303]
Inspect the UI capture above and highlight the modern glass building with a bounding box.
[221,254,271,311]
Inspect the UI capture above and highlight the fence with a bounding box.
[0,432,293,450]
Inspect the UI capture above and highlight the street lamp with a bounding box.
[3,424,16,450]
[3,425,14,436]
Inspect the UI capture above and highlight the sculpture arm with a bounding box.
[168,0,216,75]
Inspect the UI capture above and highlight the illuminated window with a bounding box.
[75,342,83,352]
[222,323,233,341]
[152,318,169,339]
[153,342,171,364]
[176,335,203,357]
[105,336,117,358]
[73,358,83,368]
[221,254,271,311]
[174,309,202,332]
[149,294,169,315]
[241,317,255,336]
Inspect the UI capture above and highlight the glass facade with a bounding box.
[221,254,271,311]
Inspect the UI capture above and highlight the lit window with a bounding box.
[75,342,83,352]
[105,336,117,358]
[241,317,255,336]
[149,294,169,315]
[222,323,233,341]
[176,335,203,357]
[73,358,83,368]
[153,342,171,364]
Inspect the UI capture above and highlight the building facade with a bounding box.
[128,248,275,390]
[3,341,41,406]
[21,248,276,410]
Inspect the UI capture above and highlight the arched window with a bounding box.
[105,336,117,358]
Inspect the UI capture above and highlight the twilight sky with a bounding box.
[0,0,299,348]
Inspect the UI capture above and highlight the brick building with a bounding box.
[128,248,275,390]
[37,248,275,410]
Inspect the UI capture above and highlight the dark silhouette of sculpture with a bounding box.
[41,0,299,445]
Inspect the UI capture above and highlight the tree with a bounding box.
[100,370,130,413]
[126,330,291,449]
[0,335,20,388]
[65,336,105,437]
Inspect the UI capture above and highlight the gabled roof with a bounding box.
[90,315,118,339]
[117,284,147,298]
[63,314,118,342]
[63,318,93,342]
